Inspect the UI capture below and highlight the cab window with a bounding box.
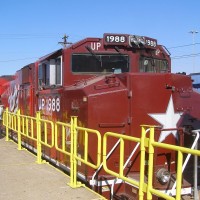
[139,57,168,73]
[72,54,129,74]
[38,56,62,88]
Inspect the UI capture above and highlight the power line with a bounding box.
[0,33,58,36]
[171,53,200,59]
[0,57,39,63]
[167,42,200,49]
[0,33,59,40]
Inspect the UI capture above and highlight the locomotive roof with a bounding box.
[38,49,62,62]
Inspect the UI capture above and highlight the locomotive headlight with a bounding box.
[156,168,170,185]
[83,96,87,102]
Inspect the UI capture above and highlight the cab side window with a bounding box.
[38,56,62,88]
[38,63,49,86]
[139,57,168,73]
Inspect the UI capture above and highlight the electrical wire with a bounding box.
[171,53,200,59]
[0,33,60,40]
[0,57,39,63]
[167,42,200,49]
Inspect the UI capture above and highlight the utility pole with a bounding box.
[58,34,72,48]
[189,30,199,200]
[189,30,198,73]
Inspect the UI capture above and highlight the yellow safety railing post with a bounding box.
[139,126,146,200]
[176,150,183,200]
[36,111,42,164]
[17,109,22,150]
[147,126,155,200]
[72,116,83,188]
[73,116,78,187]
[69,116,75,187]
[5,107,9,141]
[103,132,142,192]
[84,130,88,163]
[119,138,124,177]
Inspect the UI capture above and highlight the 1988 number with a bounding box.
[106,35,126,43]
[39,97,60,112]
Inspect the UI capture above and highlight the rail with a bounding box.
[91,138,121,188]
[145,126,200,200]
[2,108,200,200]
[55,117,101,188]
[110,128,150,199]
[168,130,199,197]
[102,126,200,200]
[3,108,18,140]
[3,109,101,189]
[3,108,54,164]
[102,131,146,200]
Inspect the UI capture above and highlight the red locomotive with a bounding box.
[0,33,199,199]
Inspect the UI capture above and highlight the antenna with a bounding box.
[58,34,72,48]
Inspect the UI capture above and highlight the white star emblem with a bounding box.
[148,96,182,142]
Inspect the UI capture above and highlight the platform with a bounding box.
[0,133,105,200]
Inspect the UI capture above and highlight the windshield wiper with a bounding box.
[114,46,129,65]
[85,46,102,63]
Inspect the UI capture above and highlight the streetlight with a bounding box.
[189,30,198,73]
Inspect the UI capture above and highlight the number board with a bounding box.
[103,34,129,46]
[129,35,157,49]
[144,37,157,48]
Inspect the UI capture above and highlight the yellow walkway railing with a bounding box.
[3,108,101,189]
[103,126,200,200]
[55,117,101,188]
[2,108,200,200]
[103,132,145,191]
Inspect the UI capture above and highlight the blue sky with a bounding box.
[0,0,199,76]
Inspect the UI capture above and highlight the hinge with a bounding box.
[127,117,132,125]
[128,90,132,98]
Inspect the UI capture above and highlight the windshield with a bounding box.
[139,57,169,73]
[72,54,129,74]
[190,73,200,90]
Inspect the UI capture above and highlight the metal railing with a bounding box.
[146,127,200,200]
[54,117,101,188]
[102,131,145,199]
[2,108,200,200]
[103,126,200,200]
[3,109,101,189]
[3,108,54,164]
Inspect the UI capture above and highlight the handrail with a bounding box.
[54,121,71,156]
[147,131,200,200]
[91,138,120,187]
[19,112,37,141]
[191,130,199,200]
[3,108,17,141]
[167,130,200,196]
[54,117,102,188]
[3,109,55,163]
[102,131,144,199]
[110,128,150,199]
[54,119,75,187]
[75,126,101,169]
[3,109,200,200]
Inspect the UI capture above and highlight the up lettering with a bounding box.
[90,42,101,51]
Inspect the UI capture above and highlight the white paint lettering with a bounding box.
[42,99,45,110]
[39,97,60,112]
[90,42,101,51]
